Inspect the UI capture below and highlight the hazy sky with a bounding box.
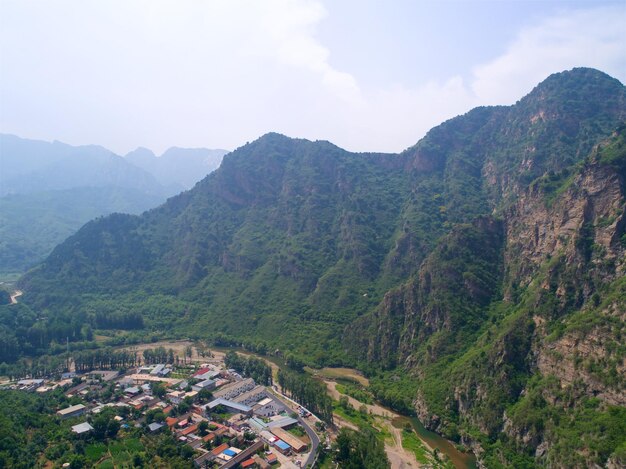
[1,0,624,155]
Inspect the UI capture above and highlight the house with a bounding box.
[179,424,199,437]
[266,452,278,464]
[213,378,255,400]
[203,398,252,416]
[166,417,179,428]
[57,404,87,419]
[232,385,267,406]
[252,454,271,469]
[192,367,211,378]
[71,422,94,435]
[148,422,164,433]
[211,442,230,456]
[241,458,257,468]
[267,416,298,430]
[195,370,221,381]
[191,379,216,392]
[271,427,307,453]
[273,439,291,455]
[167,390,186,404]
[193,452,216,468]
[220,441,264,469]
[65,382,89,397]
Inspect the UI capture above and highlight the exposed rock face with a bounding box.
[505,161,625,295]
[537,327,625,406]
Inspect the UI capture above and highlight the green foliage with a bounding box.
[596,124,626,173]
[503,375,626,468]
[224,350,272,385]
[401,428,429,463]
[277,368,334,424]
[0,187,164,275]
[334,426,390,468]
[335,381,373,404]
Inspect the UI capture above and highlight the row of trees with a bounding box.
[142,347,176,365]
[224,351,272,386]
[73,347,140,372]
[277,369,333,424]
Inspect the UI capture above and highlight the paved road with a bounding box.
[269,389,321,468]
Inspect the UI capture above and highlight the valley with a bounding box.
[1,68,625,468]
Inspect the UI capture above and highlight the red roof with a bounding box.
[193,367,210,377]
[202,432,216,442]
[266,453,277,463]
[162,405,173,414]
[211,442,229,455]
[166,417,178,427]
[241,459,256,468]
[180,424,198,436]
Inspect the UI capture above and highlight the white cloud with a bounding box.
[345,4,626,152]
[470,5,626,105]
[0,2,624,155]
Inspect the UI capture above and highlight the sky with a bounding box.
[0,0,625,155]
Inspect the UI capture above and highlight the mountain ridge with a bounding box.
[10,67,626,468]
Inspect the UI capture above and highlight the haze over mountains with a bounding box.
[1,68,625,467]
[0,134,227,274]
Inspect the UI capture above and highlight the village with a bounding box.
[2,346,323,469]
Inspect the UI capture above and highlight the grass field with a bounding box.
[401,428,429,464]
[89,437,144,468]
[85,442,107,463]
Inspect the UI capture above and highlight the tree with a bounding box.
[152,382,167,398]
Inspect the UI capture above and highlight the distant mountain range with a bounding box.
[125,146,227,192]
[0,134,227,273]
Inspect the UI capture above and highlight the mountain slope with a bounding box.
[14,68,626,467]
[0,135,226,274]
[0,187,164,274]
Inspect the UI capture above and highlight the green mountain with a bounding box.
[0,187,164,275]
[13,68,626,467]
[0,135,227,274]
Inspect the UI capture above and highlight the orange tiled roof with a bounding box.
[180,424,198,436]
[211,442,229,455]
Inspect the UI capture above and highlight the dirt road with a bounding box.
[10,290,22,304]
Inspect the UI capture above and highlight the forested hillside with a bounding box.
[0,135,226,274]
[12,68,626,467]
